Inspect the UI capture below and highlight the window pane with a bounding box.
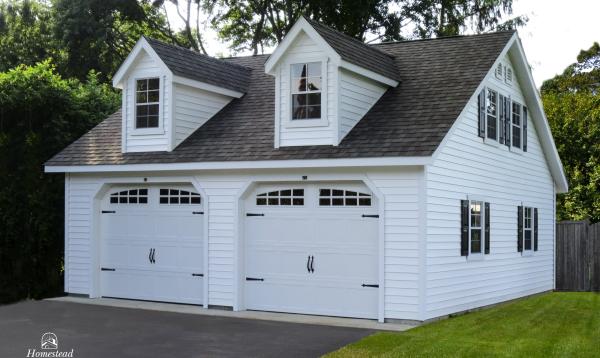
[280,198,291,205]
[293,189,304,196]
[148,78,160,90]
[280,189,291,196]
[359,198,372,206]
[268,191,278,196]
[137,105,148,116]
[307,62,321,77]
[129,197,138,204]
[292,103,306,120]
[136,92,147,103]
[332,189,344,196]
[119,196,127,204]
[292,78,307,92]
[525,231,532,250]
[346,198,358,206]
[136,116,147,128]
[148,104,159,115]
[346,191,357,197]
[307,93,320,105]
[139,197,148,204]
[307,105,321,119]
[487,116,497,139]
[129,189,138,196]
[332,198,344,206]
[293,198,304,206]
[136,79,147,91]
[319,198,330,206]
[180,196,190,204]
[110,197,118,204]
[190,196,201,204]
[307,77,321,91]
[139,189,148,195]
[160,189,168,195]
[148,116,159,128]
[320,189,330,196]
[471,229,482,253]
[291,63,306,78]
[170,189,179,195]
[513,127,521,148]
[486,90,497,116]
[268,198,278,205]
[147,90,159,102]
[257,198,266,206]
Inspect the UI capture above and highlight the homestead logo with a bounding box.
[26,332,74,357]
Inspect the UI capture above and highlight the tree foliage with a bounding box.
[542,43,600,223]
[0,61,119,303]
[210,0,526,55]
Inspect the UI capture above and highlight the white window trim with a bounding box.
[521,204,534,256]
[484,88,499,143]
[284,56,329,128]
[511,100,523,151]
[130,75,165,136]
[467,197,487,260]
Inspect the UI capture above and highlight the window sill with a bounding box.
[286,118,329,128]
[521,250,534,257]
[467,253,485,261]
[131,127,165,136]
[483,138,501,148]
[510,146,524,155]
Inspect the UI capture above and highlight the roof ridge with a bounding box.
[303,17,395,59]
[144,36,252,72]
[372,30,516,46]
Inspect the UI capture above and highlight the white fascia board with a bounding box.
[264,17,340,75]
[44,156,431,173]
[172,75,244,98]
[509,36,569,193]
[112,37,172,88]
[339,60,399,87]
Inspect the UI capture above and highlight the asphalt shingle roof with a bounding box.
[304,17,400,81]
[145,37,251,93]
[46,30,515,167]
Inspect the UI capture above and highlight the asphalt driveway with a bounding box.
[0,300,373,358]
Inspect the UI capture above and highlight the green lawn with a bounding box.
[327,292,600,357]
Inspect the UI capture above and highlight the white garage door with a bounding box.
[244,183,379,319]
[100,186,204,305]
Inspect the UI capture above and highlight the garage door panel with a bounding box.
[246,217,312,246]
[246,248,310,277]
[310,252,378,281]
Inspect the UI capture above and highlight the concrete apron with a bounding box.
[47,296,415,332]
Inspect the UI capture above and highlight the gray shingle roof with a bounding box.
[46,31,515,167]
[304,17,400,81]
[145,37,251,93]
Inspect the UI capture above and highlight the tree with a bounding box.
[541,43,600,223]
[210,0,525,55]
[0,61,120,303]
[0,0,64,72]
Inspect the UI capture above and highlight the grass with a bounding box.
[326,292,600,357]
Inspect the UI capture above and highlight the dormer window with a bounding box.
[135,78,160,128]
[291,62,321,120]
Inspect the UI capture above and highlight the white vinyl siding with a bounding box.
[424,53,554,320]
[173,83,232,147]
[338,69,387,142]
[124,50,171,152]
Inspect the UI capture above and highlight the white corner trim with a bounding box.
[45,156,431,174]
[339,60,399,87]
[172,75,244,98]
[112,37,172,88]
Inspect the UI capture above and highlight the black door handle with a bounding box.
[151,248,155,264]
[307,255,310,273]
[148,248,152,263]
[310,255,314,273]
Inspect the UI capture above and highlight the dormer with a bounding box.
[265,17,400,147]
[112,37,250,153]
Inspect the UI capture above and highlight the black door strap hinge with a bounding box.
[101,210,116,214]
[101,267,116,271]
[246,277,264,281]
[192,273,204,277]
[361,283,379,288]
[362,214,379,218]
[246,213,265,217]
[192,211,204,215]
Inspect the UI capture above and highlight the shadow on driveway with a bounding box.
[0,300,373,357]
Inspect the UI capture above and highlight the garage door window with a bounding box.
[256,189,304,206]
[109,189,148,204]
[319,189,372,206]
[159,189,201,204]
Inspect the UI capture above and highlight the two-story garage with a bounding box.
[45,17,568,323]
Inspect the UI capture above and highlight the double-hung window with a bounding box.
[461,199,490,257]
[512,102,522,149]
[523,207,533,250]
[517,205,538,254]
[470,201,483,254]
[291,62,321,120]
[486,89,498,140]
[135,78,160,129]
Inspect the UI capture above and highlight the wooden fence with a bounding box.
[556,220,600,291]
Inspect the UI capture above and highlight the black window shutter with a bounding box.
[517,206,523,252]
[498,95,505,144]
[485,202,490,254]
[534,208,538,251]
[478,90,486,138]
[461,200,469,256]
[505,97,511,147]
[523,106,528,152]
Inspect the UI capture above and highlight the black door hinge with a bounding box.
[192,211,204,215]
[246,213,265,217]
[192,273,204,277]
[246,277,264,281]
[362,214,379,218]
[361,283,379,288]
[101,267,116,271]
[101,210,116,214]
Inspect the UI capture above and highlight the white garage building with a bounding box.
[46,18,568,322]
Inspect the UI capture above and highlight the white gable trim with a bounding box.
[172,75,245,98]
[265,17,340,75]
[339,60,399,87]
[430,32,568,193]
[112,37,171,88]
[45,156,431,173]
